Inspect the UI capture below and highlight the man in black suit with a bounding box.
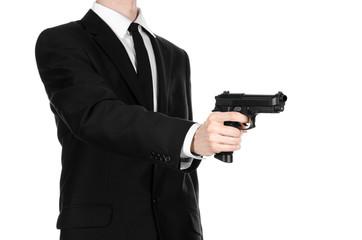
[35,0,248,239]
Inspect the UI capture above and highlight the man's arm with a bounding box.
[35,26,196,170]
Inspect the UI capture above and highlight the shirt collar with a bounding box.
[134,9,155,38]
[92,2,156,39]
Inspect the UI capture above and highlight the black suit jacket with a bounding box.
[35,10,203,240]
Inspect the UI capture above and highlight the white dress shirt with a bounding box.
[92,2,203,169]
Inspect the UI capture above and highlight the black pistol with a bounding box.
[213,91,287,163]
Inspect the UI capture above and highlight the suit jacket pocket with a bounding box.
[189,210,203,238]
[56,204,112,229]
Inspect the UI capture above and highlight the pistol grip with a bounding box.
[213,121,240,163]
[214,152,233,163]
[224,121,242,129]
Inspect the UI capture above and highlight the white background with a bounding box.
[1,0,361,239]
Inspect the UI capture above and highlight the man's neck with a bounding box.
[96,0,138,21]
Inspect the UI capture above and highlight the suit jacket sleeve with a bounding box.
[35,27,197,171]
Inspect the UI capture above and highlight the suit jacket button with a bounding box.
[153,198,160,205]
[156,153,161,161]
[165,156,171,162]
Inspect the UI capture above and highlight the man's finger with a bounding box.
[209,112,249,124]
[219,125,243,138]
[215,135,242,146]
[214,143,241,153]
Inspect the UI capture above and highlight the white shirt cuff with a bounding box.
[179,123,204,170]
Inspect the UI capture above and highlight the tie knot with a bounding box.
[128,22,139,33]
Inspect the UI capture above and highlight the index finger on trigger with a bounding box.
[225,112,249,124]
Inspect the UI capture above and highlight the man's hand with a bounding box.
[191,112,249,157]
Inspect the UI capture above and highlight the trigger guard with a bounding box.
[241,122,254,130]
[242,115,256,130]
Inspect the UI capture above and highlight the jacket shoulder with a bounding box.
[36,21,85,46]
[38,21,71,36]
[155,35,188,57]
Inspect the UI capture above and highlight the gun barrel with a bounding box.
[214,91,287,113]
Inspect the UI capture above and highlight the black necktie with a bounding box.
[128,22,154,111]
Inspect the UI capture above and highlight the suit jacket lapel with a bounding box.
[81,10,148,108]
